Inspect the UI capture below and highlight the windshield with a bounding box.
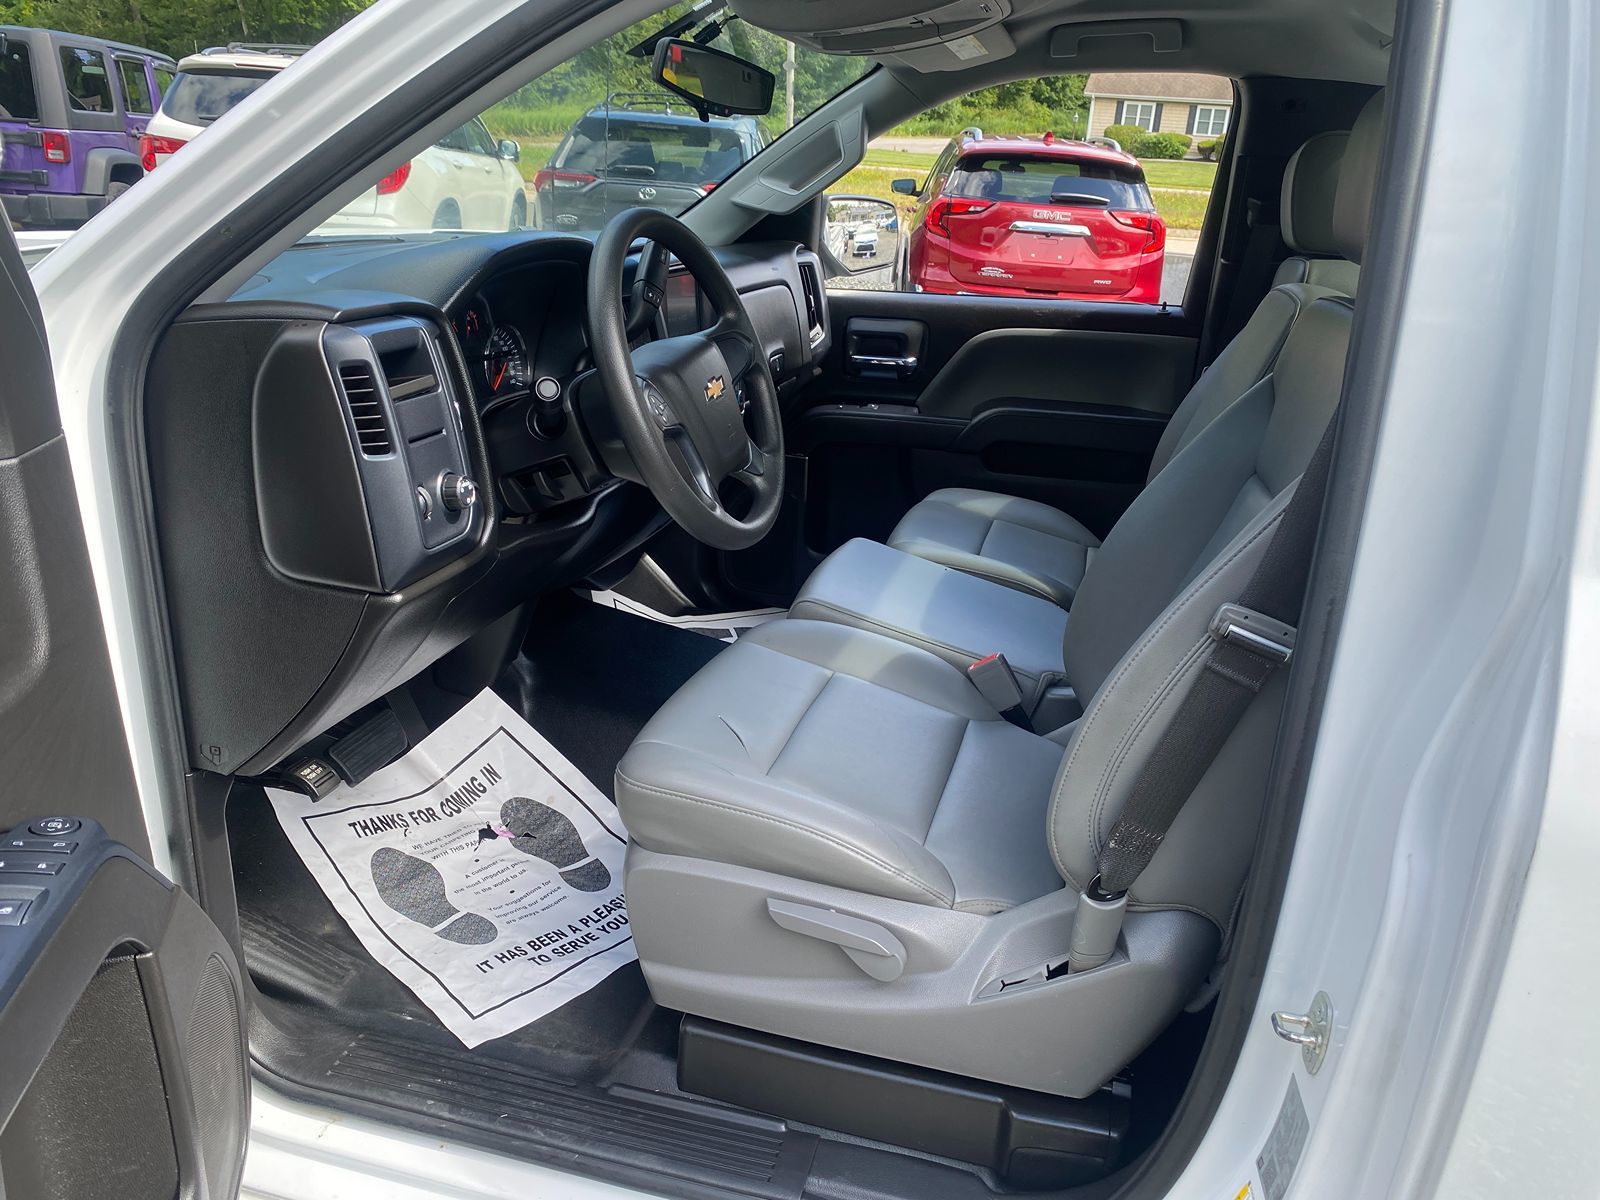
[162,69,274,126]
[307,4,866,239]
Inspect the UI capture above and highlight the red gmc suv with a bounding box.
[896,130,1166,303]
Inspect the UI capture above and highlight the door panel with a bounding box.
[0,211,249,1199]
[723,288,1198,602]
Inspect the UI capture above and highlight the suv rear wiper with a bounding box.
[1050,192,1111,206]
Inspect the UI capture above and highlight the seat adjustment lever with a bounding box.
[767,898,907,982]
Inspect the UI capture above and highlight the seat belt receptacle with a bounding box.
[967,652,1030,729]
[1067,876,1127,973]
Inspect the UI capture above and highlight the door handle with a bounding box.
[849,354,918,378]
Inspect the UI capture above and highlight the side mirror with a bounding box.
[823,194,903,280]
[498,139,521,163]
[891,178,920,196]
[651,38,774,118]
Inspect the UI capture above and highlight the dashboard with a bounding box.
[144,231,829,780]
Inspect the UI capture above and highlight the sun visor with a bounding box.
[731,0,1012,57]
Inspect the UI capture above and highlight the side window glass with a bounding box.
[823,71,1228,307]
[117,58,155,116]
[154,66,175,98]
[60,47,114,113]
[466,121,498,155]
[436,124,471,152]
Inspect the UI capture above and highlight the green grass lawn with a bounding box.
[1136,159,1218,190]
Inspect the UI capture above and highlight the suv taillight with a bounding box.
[532,169,597,192]
[376,161,412,195]
[1109,210,1165,253]
[139,134,185,172]
[926,196,993,235]
[41,132,70,165]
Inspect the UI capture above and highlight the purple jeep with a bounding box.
[0,26,175,228]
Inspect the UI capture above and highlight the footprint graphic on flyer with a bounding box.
[498,796,612,891]
[370,847,498,944]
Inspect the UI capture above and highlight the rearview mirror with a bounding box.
[651,38,775,118]
[497,138,521,163]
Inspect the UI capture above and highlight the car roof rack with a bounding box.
[201,42,311,57]
[1085,135,1123,152]
[958,126,984,142]
[599,91,702,117]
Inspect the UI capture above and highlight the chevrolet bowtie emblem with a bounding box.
[705,375,727,402]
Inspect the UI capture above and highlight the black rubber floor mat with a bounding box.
[496,591,725,799]
[309,1030,819,1199]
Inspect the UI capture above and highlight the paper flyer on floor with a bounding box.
[266,689,635,1048]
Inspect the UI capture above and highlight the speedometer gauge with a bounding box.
[483,325,529,396]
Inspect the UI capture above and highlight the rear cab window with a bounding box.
[59,46,114,113]
[0,39,38,122]
[161,69,273,126]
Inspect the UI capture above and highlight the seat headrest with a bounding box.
[1332,89,1386,264]
[1280,131,1349,257]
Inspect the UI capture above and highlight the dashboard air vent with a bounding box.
[797,260,825,345]
[338,361,392,456]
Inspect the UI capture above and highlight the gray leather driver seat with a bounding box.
[616,92,1385,1100]
[886,127,1357,610]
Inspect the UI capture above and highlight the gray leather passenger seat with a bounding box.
[615,92,1385,1100]
[882,126,1358,612]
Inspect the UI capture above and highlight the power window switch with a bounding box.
[0,900,30,926]
[3,836,77,854]
[0,859,63,876]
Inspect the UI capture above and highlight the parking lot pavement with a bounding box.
[1161,233,1199,306]
[1162,252,1193,306]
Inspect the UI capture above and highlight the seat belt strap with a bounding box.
[1218,197,1284,344]
[1068,417,1336,972]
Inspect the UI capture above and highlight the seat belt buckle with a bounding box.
[1209,603,1297,665]
[967,652,1025,714]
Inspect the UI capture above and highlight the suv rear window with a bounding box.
[161,69,272,125]
[60,46,113,113]
[0,40,37,121]
[555,116,746,185]
[951,154,1153,210]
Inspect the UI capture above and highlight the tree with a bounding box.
[6,0,378,56]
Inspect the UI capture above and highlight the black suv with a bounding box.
[533,92,769,230]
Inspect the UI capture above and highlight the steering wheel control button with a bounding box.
[4,836,77,854]
[0,859,65,876]
[28,817,80,837]
[0,900,30,927]
[439,473,478,513]
[644,388,676,429]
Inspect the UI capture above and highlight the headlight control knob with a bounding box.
[439,473,478,514]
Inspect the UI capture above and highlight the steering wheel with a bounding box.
[586,208,784,551]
